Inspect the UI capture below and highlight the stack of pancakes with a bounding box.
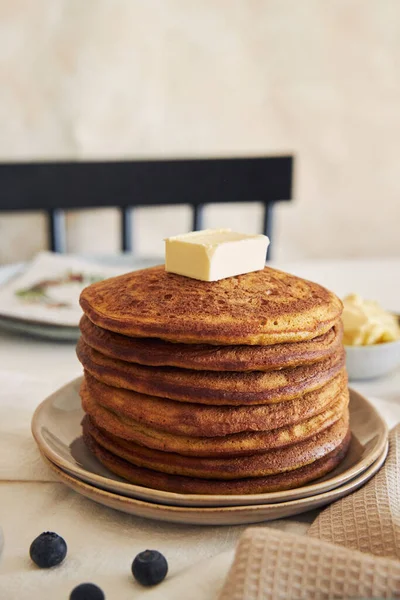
[77,265,350,495]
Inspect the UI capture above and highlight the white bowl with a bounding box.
[345,337,400,380]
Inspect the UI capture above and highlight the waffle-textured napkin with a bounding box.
[219,424,400,600]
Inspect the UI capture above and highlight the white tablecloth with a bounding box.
[1,258,400,600]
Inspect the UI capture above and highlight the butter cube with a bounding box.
[165,229,269,282]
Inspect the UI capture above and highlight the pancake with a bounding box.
[84,370,348,437]
[83,414,349,479]
[80,315,343,372]
[83,428,351,494]
[77,339,346,405]
[79,265,343,345]
[81,383,349,457]
[83,412,349,478]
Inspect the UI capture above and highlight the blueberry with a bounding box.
[132,549,168,586]
[29,531,67,568]
[70,583,105,600]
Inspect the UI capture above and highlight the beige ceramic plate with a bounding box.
[42,447,388,526]
[32,376,389,508]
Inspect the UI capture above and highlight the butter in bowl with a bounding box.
[342,294,400,380]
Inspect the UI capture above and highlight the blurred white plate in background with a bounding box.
[0,253,159,341]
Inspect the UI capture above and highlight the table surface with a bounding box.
[1,257,400,600]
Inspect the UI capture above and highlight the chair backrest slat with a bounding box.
[0,156,293,257]
[192,203,205,232]
[120,206,133,253]
[48,208,67,253]
[263,202,275,246]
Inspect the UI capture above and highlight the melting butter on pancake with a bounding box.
[80,316,343,372]
[81,381,349,457]
[84,370,347,437]
[79,266,343,345]
[77,338,346,405]
[83,429,351,494]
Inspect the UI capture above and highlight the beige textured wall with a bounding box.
[1,0,400,263]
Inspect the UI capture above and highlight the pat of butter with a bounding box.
[165,229,270,281]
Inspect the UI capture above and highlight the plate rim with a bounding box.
[0,312,80,331]
[41,444,389,521]
[32,376,389,507]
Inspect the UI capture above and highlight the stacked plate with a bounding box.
[32,377,388,526]
[0,253,148,341]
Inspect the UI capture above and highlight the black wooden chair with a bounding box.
[0,156,293,258]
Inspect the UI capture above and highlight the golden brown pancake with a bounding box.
[83,428,351,494]
[77,339,345,405]
[80,315,343,372]
[81,383,349,457]
[79,265,343,345]
[83,413,349,478]
[84,370,347,437]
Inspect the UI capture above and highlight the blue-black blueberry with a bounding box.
[29,532,67,568]
[69,582,105,600]
[132,549,168,586]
